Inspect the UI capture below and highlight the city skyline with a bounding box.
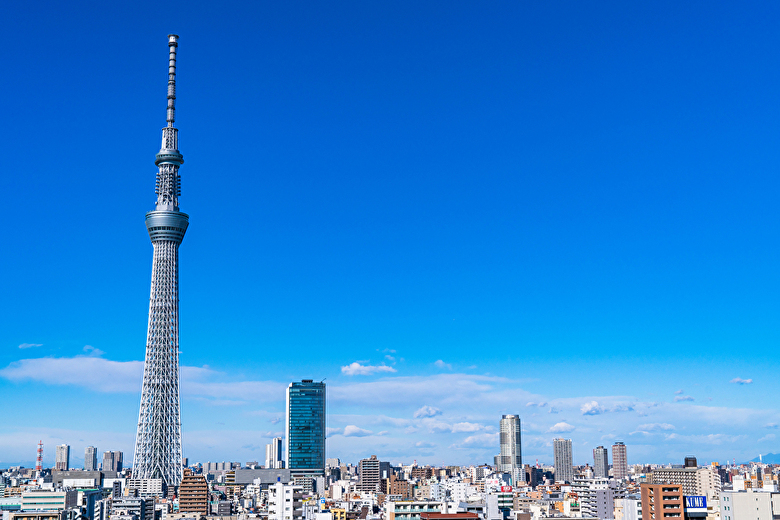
[2,1,780,467]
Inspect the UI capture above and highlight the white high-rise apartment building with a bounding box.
[265,437,284,469]
[593,446,608,478]
[85,446,98,471]
[612,442,628,480]
[55,444,70,471]
[499,415,523,485]
[553,438,573,483]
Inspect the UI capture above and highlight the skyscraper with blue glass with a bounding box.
[285,380,326,476]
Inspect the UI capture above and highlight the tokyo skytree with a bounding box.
[132,34,188,487]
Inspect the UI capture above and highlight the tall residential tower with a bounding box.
[612,442,628,480]
[553,438,573,483]
[131,34,189,487]
[499,415,523,485]
[593,446,608,478]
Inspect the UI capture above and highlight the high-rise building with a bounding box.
[612,442,628,480]
[178,470,208,515]
[499,415,523,485]
[285,380,325,476]
[266,437,284,469]
[358,455,392,492]
[55,445,70,471]
[553,438,573,484]
[102,451,124,473]
[132,34,188,488]
[593,446,608,478]
[85,446,98,471]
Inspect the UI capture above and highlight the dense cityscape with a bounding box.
[4,4,780,520]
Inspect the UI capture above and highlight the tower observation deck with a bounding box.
[132,34,188,487]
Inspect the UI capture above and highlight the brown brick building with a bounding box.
[178,470,208,515]
[641,483,683,520]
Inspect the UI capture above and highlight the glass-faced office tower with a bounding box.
[499,414,523,485]
[132,34,188,487]
[285,380,326,476]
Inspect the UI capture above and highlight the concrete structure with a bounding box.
[84,447,98,472]
[640,483,682,520]
[285,380,326,477]
[21,490,78,512]
[266,438,284,469]
[593,446,609,479]
[614,497,641,520]
[178,471,208,515]
[55,445,70,471]
[132,34,189,487]
[721,489,780,520]
[102,451,123,473]
[612,442,628,480]
[112,497,153,520]
[385,501,444,520]
[358,455,391,492]
[499,415,523,485]
[572,478,620,520]
[127,478,166,497]
[268,482,303,520]
[553,438,573,484]
[230,469,291,486]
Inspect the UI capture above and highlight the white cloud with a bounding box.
[675,389,684,395]
[413,406,442,419]
[18,343,42,349]
[730,378,753,385]
[548,422,575,433]
[343,425,373,437]
[759,434,776,442]
[340,362,397,376]
[581,401,606,415]
[434,360,453,370]
[675,395,695,402]
[0,356,143,392]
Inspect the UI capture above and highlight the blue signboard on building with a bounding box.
[684,496,707,509]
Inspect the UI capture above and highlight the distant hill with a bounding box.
[749,453,780,464]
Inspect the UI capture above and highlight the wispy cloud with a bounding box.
[636,423,675,432]
[340,362,397,376]
[413,406,441,419]
[83,345,104,356]
[675,395,695,402]
[18,343,42,349]
[730,378,753,385]
[434,360,452,370]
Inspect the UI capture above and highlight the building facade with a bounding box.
[499,415,523,485]
[178,470,208,515]
[612,442,628,480]
[641,483,682,520]
[55,445,70,471]
[84,447,98,472]
[266,437,284,469]
[358,455,392,492]
[285,380,326,476]
[553,438,573,484]
[102,451,123,473]
[593,446,609,479]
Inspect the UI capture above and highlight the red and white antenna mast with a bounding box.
[35,441,43,475]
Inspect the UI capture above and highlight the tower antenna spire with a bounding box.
[166,34,178,127]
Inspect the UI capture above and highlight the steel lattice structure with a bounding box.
[132,34,188,487]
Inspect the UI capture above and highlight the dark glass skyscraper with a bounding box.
[285,380,325,476]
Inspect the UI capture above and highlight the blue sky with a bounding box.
[1,0,780,468]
